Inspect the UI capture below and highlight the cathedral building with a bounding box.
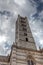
[0,15,43,65]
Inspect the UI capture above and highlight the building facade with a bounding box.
[0,15,43,65]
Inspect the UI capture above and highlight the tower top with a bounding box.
[18,14,27,18]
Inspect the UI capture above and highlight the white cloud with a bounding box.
[40,40,43,45]
[0,35,7,43]
[1,20,10,30]
[14,0,26,6]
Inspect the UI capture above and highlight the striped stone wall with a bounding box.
[10,46,43,65]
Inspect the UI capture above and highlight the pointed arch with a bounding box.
[27,55,35,61]
[27,55,36,65]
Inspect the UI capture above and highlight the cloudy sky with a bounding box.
[0,0,43,56]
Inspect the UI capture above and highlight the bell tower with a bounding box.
[15,15,36,50]
[10,15,43,65]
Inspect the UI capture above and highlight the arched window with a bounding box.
[28,60,34,65]
[31,60,34,65]
[28,60,30,65]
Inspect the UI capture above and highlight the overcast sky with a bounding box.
[0,0,43,56]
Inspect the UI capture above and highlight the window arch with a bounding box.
[28,60,34,65]
[27,55,36,65]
